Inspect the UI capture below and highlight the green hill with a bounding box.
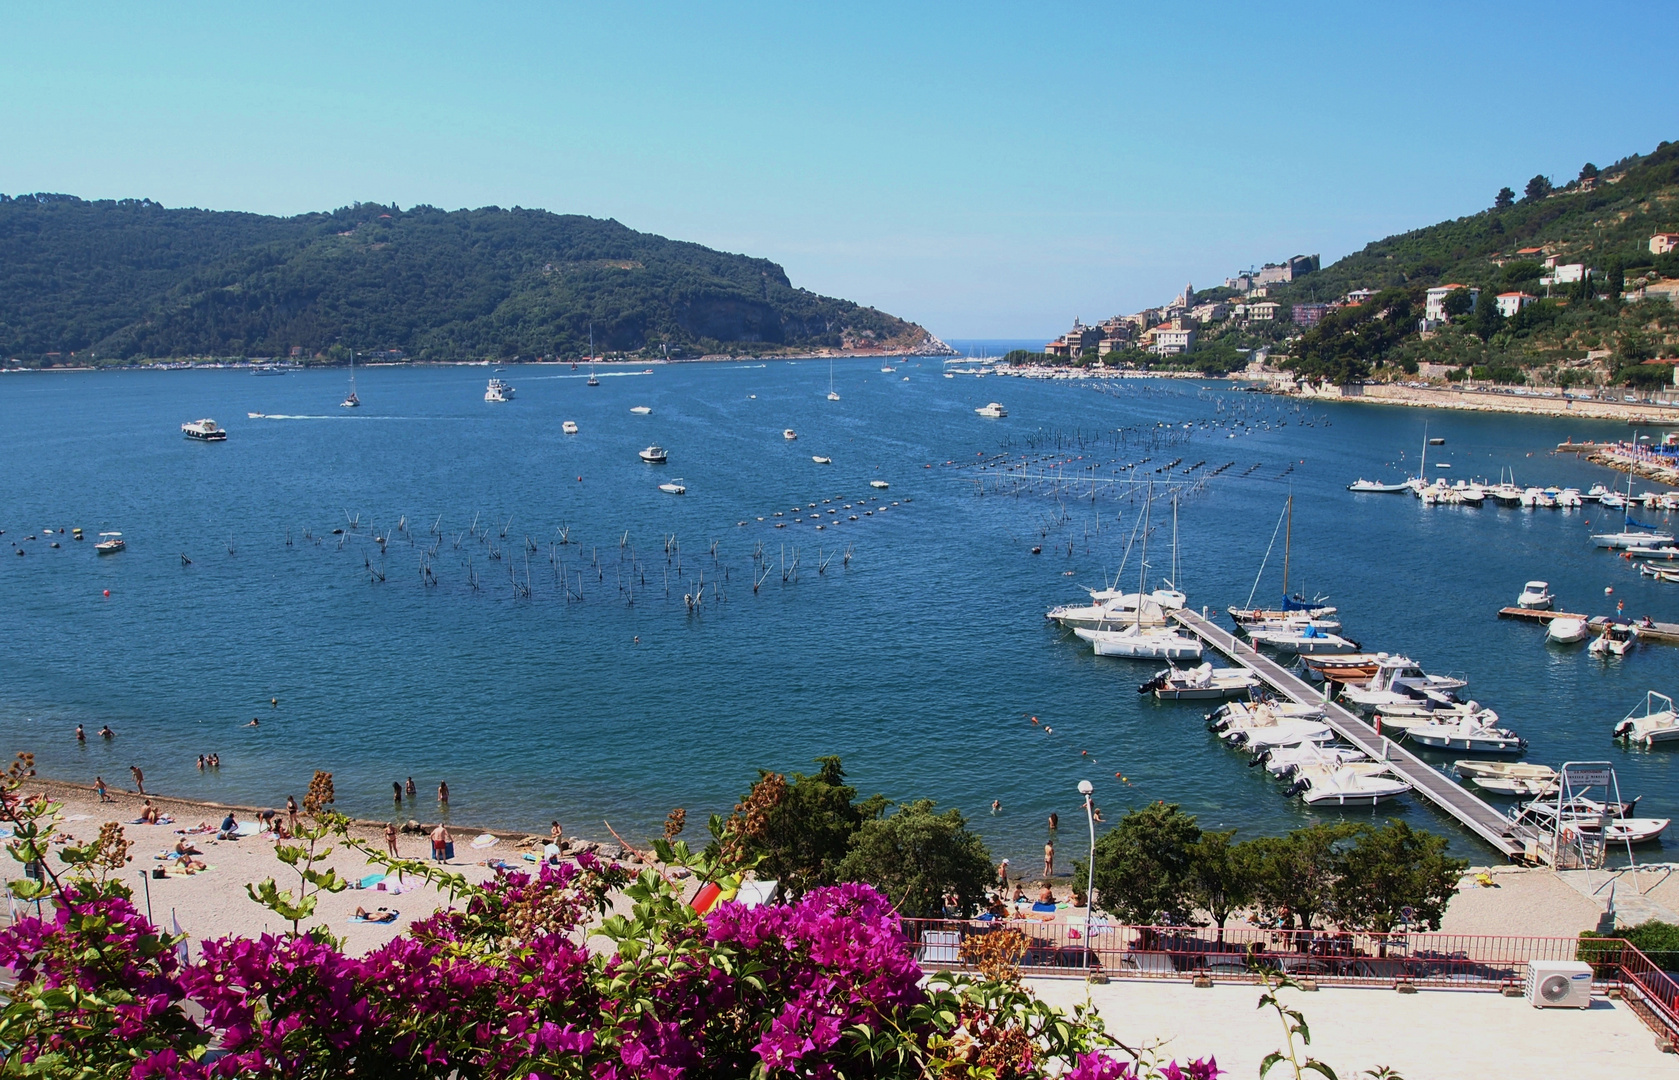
[0,196,942,365]
[1258,140,1679,385]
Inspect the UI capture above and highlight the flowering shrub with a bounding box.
[0,758,1221,1079]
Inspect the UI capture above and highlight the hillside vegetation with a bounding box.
[0,197,940,365]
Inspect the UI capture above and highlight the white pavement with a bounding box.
[1028,977,1679,1079]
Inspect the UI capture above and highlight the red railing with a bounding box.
[903,917,1679,1044]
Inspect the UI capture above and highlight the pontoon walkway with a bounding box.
[1171,609,1536,860]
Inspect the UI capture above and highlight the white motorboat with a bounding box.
[181,419,227,441]
[1140,663,1260,700]
[1516,581,1553,609]
[870,480,890,489]
[1626,545,1679,560]
[1222,719,1336,750]
[1048,592,1179,630]
[1546,617,1589,644]
[1404,708,1525,754]
[94,531,125,554]
[1589,623,1638,658]
[975,402,1007,418]
[658,479,687,495]
[1256,742,1372,778]
[1074,625,1203,660]
[812,455,832,465]
[639,445,668,464]
[485,378,515,402]
[630,406,652,414]
[1515,800,1670,845]
[784,429,798,440]
[1245,624,1359,655]
[1454,761,1558,796]
[1289,766,1412,806]
[1613,691,1679,746]
[1339,655,1466,711]
[562,421,578,434]
[1347,479,1412,493]
[247,412,266,419]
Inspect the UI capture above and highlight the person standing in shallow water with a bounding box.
[1047,812,1058,831]
[1043,839,1054,879]
[392,781,403,805]
[437,780,449,806]
[130,765,145,795]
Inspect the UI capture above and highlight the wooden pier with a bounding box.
[1498,606,1679,645]
[1171,609,1535,860]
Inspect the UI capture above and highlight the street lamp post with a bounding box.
[1078,779,1103,981]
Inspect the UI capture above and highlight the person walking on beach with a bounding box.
[384,822,400,857]
[130,765,145,795]
[286,795,299,833]
[1043,839,1054,879]
[76,724,85,743]
[94,776,112,803]
[997,858,1010,886]
[437,781,449,806]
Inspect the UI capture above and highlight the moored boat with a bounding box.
[181,419,227,441]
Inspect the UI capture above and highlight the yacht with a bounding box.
[1346,479,1411,493]
[1244,623,1359,655]
[586,325,600,386]
[94,531,125,554]
[975,402,1007,418]
[1139,663,1260,700]
[1594,470,1674,547]
[485,378,515,402]
[630,406,652,415]
[812,455,832,465]
[639,446,668,464]
[181,419,227,441]
[1073,625,1203,660]
[826,360,840,401]
[881,364,896,373]
[870,480,890,489]
[1404,709,1525,754]
[1516,581,1553,609]
[341,353,360,408]
[1339,655,1466,711]
[562,421,578,434]
[1545,616,1590,644]
[1612,691,1679,746]
[658,479,687,495]
[784,429,798,440]
[1047,592,1179,630]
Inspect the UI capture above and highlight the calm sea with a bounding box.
[3,358,1677,862]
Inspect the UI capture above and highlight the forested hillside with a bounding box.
[0,196,941,365]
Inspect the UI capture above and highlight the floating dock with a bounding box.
[1171,609,1535,860]
[1498,607,1679,645]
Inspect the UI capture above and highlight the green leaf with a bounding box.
[1302,1059,1340,1080]
[1260,1051,1287,1077]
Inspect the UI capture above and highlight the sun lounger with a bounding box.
[1121,951,1178,975]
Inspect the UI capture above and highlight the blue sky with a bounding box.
[2,3,1675,338]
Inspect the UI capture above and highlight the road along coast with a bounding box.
[1295,381,1679,424]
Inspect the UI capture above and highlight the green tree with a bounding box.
[1331,821,1466,933]
[740,756,883,897]
[1579,162,1599,182]
[1090,802,1201,925]
[1187,830,1255,942]
[1248,822,1356,933]
[1501,260,1543,287]
[1523,174,1553,201]
[1472,291,1503,341]
[1494,186,1515,209]
[1604,258,1625,302]
[833,799,993,918]
[1442,287,1476,319]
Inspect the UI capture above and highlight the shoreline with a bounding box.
[1291,380,1679,425]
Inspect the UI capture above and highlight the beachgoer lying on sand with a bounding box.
[173,854,207,872]
[354,906,399,924]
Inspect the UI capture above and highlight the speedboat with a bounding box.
[1404,708,1525,754]
[1074,625,1203,660]
[658,479,686,495]
[812,455,832,465]
[784,429,798,440]
[1626,545,1679,559]
[1589,623,1638,658]
[181,419,227,441]
[1516,581,1553,609]
[1256,742,1372,778]
[94,531,125,554]
[1338,655,1466,711]
[1545,617,1589,644]
[1455,760,1559,797]
[1514,799,1670,845]
[1140,663,1260,700]
[485,378,515,402]
[1346,479,1412,493]
[630,406,652,414]
[975,402,1008,418]
[562,421,578,434]
[1245,624,1359,655]
[1613,691,1679,746]
[639,446,668,464]
[870,480,890,489]
[1288,766,1412,806]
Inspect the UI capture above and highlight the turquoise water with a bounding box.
[3,359,1678,862]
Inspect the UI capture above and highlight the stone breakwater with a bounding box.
[1298,380,1679,424]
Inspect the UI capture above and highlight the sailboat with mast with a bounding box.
[827,360,840,401]
[586,325,600,386]
[1593,446,1676,547]
[1229,495,1340,627]
[340,350,361,408]
[1072,486,1203,659]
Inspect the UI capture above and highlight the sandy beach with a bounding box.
[3,780,1633,958]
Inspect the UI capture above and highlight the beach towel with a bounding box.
[235,821,261,837]
[350,911,399,924]
[1030,901,1057,913]
[443,842,455,861]
[469,833,498,850]
[358,873,385,890]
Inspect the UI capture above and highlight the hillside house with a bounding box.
[1189,301,1228,323]
[1246,301,1280,322]
[1495,292,1537,318]
[1424,285,1479,322]
[1344,289,1377,305]
[1292,303,1330,327]
[1045,320,1102,358]
[1151,323,1195,356]
[1540,264,1587,286]
[1652,234,1679,255]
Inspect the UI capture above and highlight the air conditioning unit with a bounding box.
[1525,960,1593,1008]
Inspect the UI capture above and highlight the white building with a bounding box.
[1495,292,1537,318]
[1246,301,1280,322]
[1189,301,1228,323]
[1424,285,1479,322]
[1540,264,1587,286]
[1152,326,1196,356]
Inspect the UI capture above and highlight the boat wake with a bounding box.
[523,371,652,381]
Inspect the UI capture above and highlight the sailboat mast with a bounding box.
[1136,484,1151,631]
[1282,494,1293,601]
